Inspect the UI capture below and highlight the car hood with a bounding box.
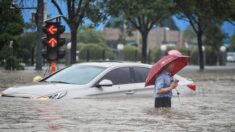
[1,82,83,98]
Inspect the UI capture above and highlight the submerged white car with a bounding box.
[1,62,196,99]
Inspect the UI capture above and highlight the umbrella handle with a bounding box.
[175,88,183,105]
[175,88,180,95]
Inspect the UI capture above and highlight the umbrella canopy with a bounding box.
[145,50,190,87]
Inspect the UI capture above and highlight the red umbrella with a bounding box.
[145,50,190,87]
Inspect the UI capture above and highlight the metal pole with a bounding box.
[31,47,34,66]
[148,49,151,64]
[66,42,71,66]
[102,50,105,61]
[66,48,70,66]
[86,49,90,62]
[35,0,44,70]
[135,50,137,62]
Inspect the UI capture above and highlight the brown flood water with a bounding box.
[0,69,235,132]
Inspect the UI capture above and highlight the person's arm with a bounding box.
[156,82,178,94]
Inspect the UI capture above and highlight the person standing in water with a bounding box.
[145,50,190,108]
[154,62,178,108]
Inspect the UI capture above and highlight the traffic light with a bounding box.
[42,21,66,61]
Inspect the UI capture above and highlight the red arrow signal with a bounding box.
[48,38,58,47]
[47,25,58,35]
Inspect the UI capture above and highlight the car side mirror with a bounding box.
[97,79,113,88]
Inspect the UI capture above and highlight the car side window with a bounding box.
[133,67,149,83]
[101,67,132,85]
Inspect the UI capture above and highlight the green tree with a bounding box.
[51,0,106,64]
[183,24,225,51]
[18,33,36,65]
[174,0,224,70]
[105,15,128,44]
[210,0,235,23]
[78,27,105,44]
[123,45,140,61]
[230,33,235,50]
[105,15,124,28]
[107,0,173,63]
[160,17,179,31]
[0,0,24,69]
[106,16,179,45]
[0,0,24,49]
[78,43,114,61]
[24,21,37,32]
[204,24,225,51]
[183,26,197,43]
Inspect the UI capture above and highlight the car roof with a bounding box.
[73,62,152,68]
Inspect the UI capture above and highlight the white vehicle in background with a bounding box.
[1,62,196,99]
[227,52,235,62]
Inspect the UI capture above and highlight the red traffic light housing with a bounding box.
[42,21,65,61]
[43,22,65,35]
[47,25,58,35]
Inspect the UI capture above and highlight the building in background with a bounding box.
[102,27,184,51]
[50,27,185,51]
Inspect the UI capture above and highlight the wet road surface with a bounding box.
[0,68,235,131]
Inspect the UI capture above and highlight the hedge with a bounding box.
[150,46,218,65]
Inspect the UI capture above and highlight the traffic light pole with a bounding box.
[35,0,44,70]
[42,15,65,74]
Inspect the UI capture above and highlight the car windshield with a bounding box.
[44,65,106,85]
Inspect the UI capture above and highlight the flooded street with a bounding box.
[0,67,235,131]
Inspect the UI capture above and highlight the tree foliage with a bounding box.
[230,33,235,50]
[123,45,140,61]
[18,33,36,65]
[183,24,225,51]
[160,17,179,31]
[107,0,173,63]
[51,0,106,64]
[105,15,125,28]
[173,0,225,70]
[0,0,24,69]
[78,26,105,44]
[78,43,114,61]
[209,0,235,23]
[0,0,24,50]
[183,26,197,42]
[204,24,225,52]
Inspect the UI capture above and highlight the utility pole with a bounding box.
[35,0,44,70]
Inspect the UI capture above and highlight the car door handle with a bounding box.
[125,90,135,95]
